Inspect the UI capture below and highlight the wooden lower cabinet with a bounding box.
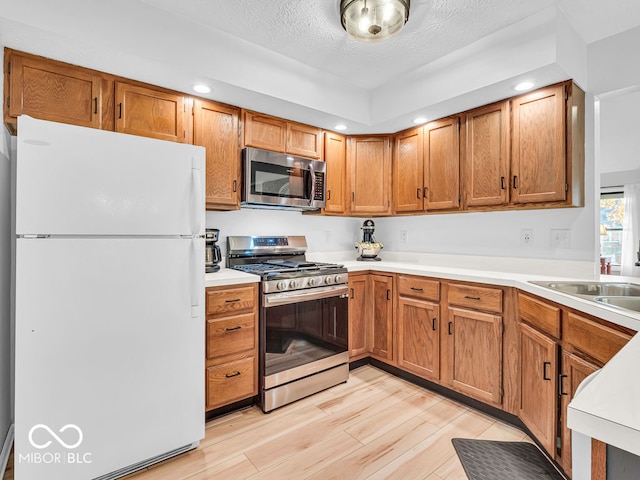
[397,296,439,381]
[206,358,256,410]
[205,283,258,411]
[348,274,369,359]
[444,307,503,405]
[370,274,394,361]
[560,351,598,477]
[519,322,558,455]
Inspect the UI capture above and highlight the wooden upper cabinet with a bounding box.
[424,117,460,211]
[193,99,240,210]
[286,122,323,159]
[393,127,424,213]
[462,101,510,208]
[511,83,566,204]
[115,81,187,143]
[324,132,347,214]
[242,110,323,158]
[348,136,392,215]
[5,49,112,131]
[243,110,286,152]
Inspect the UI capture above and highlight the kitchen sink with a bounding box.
[594,296,640,312]
[530,281,640,297]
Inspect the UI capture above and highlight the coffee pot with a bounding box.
[205,228,222,273]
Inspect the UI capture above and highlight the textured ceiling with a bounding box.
[139,0,640,89]
[140,0,559,89]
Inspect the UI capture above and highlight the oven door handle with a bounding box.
[263,284,349,307]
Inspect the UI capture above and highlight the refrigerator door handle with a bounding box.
[191,157,203,235]
[189,239,201,318]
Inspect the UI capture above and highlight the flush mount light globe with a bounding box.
[340,0,410,43]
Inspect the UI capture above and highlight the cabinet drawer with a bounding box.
[518,293,561,338]
[448,283,503,313]
[397,275,439,301]
[206,313,256,360]
[206,284,256,316]
[206,358,256,410]
[564,312,633,365]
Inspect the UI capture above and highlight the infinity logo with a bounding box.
[28,424,83,450]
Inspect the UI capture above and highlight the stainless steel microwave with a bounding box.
[241,147,326,210]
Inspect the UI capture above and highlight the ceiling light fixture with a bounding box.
[413,117,427,124]
[193,84,211,94]
[335,124,348,131]
[514,81,534,92]
[340,0,410,43]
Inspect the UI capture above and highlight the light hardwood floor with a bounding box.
[2,366,533,480]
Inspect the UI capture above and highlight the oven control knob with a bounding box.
[325,276,334,285]
[307,277,316,287]
[334,275,343,284]
[276,281,287,291]
[289,280,298,289]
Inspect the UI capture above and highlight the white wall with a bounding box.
[0,96,13,475]
[599,90,640,177]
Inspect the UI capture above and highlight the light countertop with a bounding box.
[206,259,640,455]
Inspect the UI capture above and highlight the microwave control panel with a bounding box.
[314,172,324,201]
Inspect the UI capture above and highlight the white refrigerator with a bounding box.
[13,116,206,480]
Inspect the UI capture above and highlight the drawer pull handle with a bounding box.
[448,321,453,335]
[350,288,354,299]
[225,298,241,303]
[225,326,241,332]
[225,371,241,378]
[93,97,98,114]
[543,361,552,381]
[411,287,424,292]
[431,318,436,331]
[559,374,568,395]
[233,180,237,192]
[386,289,391,301]
[417,188,421,199]
[464,295,481,301]
[513,175,518,189]
[500,176,506,190]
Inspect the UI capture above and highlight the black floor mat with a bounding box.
[452,439,566,480]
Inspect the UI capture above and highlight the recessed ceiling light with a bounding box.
[514,81,535,92]
[413,117,427,124]
[193,84,211,94]
[335,124,347,131]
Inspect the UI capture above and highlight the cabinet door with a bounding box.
[393,127,424,213]
[519,323,558,455]
[370,275,394,361]
[511,84,566,204]
[348,275,368,359]
[193,99,240,210]
[560,351,598,477]
[397,297,439,381]
[243,111,286,152]
[286,122,323,159]
[445,307,502,405]
[463,101,510,207]
[324,132,347,214]
[424,117,460,210]
[7,52,107,129]
[349,136,392,214]
[115,82,186,143]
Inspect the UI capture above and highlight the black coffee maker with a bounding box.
[205,229,222,273]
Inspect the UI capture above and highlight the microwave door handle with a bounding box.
[306,168,314,205]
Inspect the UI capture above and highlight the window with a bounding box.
[600,190,624,266]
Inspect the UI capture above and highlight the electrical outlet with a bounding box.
[400,230,408,243]
[551,229,571,248]
[521,229,534,245]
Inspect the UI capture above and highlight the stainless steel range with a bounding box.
[227,236,349,412]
